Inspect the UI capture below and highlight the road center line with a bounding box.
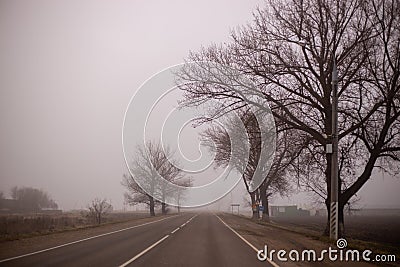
[0,215,178,263]
[180,214,197,228]
[216,215,280,267]
[119,235,169,267]
[171,214,197,234]
[171,227,180,234]
[187,214,197,222]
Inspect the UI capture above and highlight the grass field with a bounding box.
[0,211,150,241]
[271,215,400,246]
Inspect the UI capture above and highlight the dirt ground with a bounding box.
[219,213,399,267]
[270,215,400,246]
[0,211,151,241]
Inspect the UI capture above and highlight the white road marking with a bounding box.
[119,235,169,267]
[187,214,197,222]
[172,214,197,234]
[0,215,178,263]
[171,227,180,234]
[216,215,280,267]
[180,214,197,228]
[119,235,170,267]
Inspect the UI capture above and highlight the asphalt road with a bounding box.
[0,213,271,267]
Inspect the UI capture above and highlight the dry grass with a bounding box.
[271,215,400,246]
[245,214,400,263]
[0,211,149,242]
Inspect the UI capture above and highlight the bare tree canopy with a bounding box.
[87,198,113,224]
[122,141,188,216]
[202,109,309,220]
[177,0,399,235]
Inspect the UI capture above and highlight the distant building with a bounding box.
[269,205,310,217]
[0,199,19,213]
[313,208,328,216]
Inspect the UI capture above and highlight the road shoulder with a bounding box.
[219,213,383,267]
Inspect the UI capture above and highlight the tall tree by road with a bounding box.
[177,0,399,235]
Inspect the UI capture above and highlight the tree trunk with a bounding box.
[338,202,345,237]
[323,198,330,236]
[149,196,155,216]
[250,191,259,220]
[264,194,271,222]
[338,152,379,237]
[261,197,270,222]
[259,183,269,222]
[162,202,167,215]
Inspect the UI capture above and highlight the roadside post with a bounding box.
[231,204,240,215]
[330,57,339,240]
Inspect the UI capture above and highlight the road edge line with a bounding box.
[119,235,169,267]
[216,214,280,267]
[0,215,178,263]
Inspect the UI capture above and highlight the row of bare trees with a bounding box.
[122,142,191,216]
[176,0,399,236]
[201,110,309,221]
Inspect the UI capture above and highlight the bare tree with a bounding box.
[174,178,192,213]
[122,176,157,216]
[87,198,113,224]
[177,0,399,235]
[341,0,400,211]
[123,141,186,216]
[201,110,261,219]
[156,147,186,214]
[202,109,308,221]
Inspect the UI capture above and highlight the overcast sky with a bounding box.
[1,0,399,210]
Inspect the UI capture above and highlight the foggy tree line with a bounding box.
[0,186,59,212]
[176,0,399,236]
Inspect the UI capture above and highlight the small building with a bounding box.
[0,199,20,213]
[0,199,61,214]
[311,208,328,216]
[269,205,310,217]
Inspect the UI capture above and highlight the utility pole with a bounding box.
[330,57,339,240]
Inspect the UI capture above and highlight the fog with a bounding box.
[0,0,399,211]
